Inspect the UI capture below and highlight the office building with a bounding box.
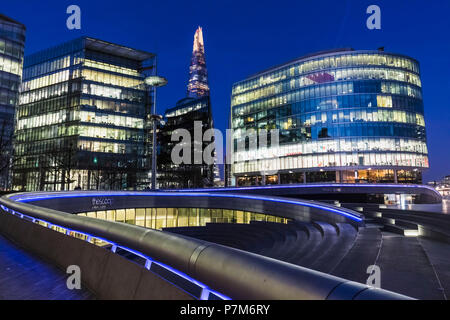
[13,37,155,191]
[0,14,26,189]
[230,48,428,185]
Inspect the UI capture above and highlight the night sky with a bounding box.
[2,0,449,182]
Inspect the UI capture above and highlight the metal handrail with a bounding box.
[0,194,413,300]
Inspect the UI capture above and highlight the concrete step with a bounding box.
[382,224,419,237]
[286,222,324,266]
[310,223,358,274]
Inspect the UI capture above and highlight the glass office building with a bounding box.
[230,48,428,186]
[159,96,216,188]
[13,37,155,191]
[0,14,25,190]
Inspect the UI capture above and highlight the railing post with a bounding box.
[200,287,210,300]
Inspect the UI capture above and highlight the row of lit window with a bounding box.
[16,96,78,119]
[232,138,428,162]
[232,81,422,116]
[82,68,144,89]
[78,125,143,141]
[233,152,429,174]
[14,123,77,142]
[83,59,141,77]
[232,53,419,95]
[77,139,139,154]
[77,207,288,230]
[16,109,77,130]
[233,123,425,146]
[20,69,70,92]
[23,55,72,80]
[233,94,423,120]
[232,67,421,106]
[19,82,68,105]
[82,83,145,103]
[80,98,145,116]
[233,109,425,133]
[0,55,22,76]
[79,111,143,129]
[0,38,24,59]
[13,136,138,158]
[166,102,206,118]
[16,105,144,131]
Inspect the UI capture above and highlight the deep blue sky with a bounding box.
[3,0,450,182]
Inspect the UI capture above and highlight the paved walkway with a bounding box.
[0,234,94,300]
[332,225,448,300]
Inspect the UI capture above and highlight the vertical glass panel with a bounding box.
[189,208,199,226]
[135,208,145,227]
[106,210,115,221]
[235,211,244,224]
[199,208,211,226]
[210,208,223,223]
[86,211,96,219]
[116,209,125,222]
[244,211,252,224]
[151,208,157,229]
[155,208,166,229]
[145,208,152,228]
[166,208,177,228]
[223,209,234,223]
[125,208,135,225]
[96,211,106,221]
[178,208,189,227]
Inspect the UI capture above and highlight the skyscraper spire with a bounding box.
[187,26,210,98]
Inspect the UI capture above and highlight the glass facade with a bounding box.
[13,37,155,191]
[0,15,25,190]
[158,96,217,188]
[76,207,289,233]
[230,49,428,185]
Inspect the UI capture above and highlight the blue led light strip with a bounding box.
[0,204,230,300]
[10,191,362,222]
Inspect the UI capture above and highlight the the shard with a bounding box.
[187,26,210,98]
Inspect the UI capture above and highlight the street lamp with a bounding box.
[144,75,168,190]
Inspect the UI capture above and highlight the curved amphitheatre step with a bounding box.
[267,224,304,260]
[291,221,339,269]
[164,223,279,253]
[308,223,358,274]
[164,226,266,252]
[248,221,298,259]
[285,221,323,265]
